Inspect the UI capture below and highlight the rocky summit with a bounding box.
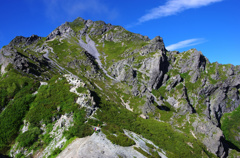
[0,17,240,158]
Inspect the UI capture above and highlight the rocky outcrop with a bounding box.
[41,114,74,158]
[0,49,51,76]
[147,51,169,90]
[64,74,96,117]
[142,95,156,115]
[0,42,53,79]
[57,132,145,158]
[166,86,195,115]
[166,74,182,91]
[192,117,226,157]
[57,130,167,158]
[176,49,208,83]
[10,113,74,158]
[67,51,101,78]
[205,86,240,126]
[109,57,135,81]
[9,35,41,47]
[178,49,208,73]
[46,23,75,41]
[0,46,14,74]
[140,36,165,56]
[108,37,168,92]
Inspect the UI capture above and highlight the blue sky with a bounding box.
[0,0,239,65]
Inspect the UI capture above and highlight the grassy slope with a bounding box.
[96,102,215,158]
[0,69,40,153]
[1,74,94,156]
[221,106,240,149]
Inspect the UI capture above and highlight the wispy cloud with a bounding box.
[43,0,118,22]
[166,38,206,51]
[138,0,222,24]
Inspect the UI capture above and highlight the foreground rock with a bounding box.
[57,131,167,158]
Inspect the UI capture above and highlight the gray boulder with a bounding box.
[166,74,182,91]
[192,117,226,157]
[46,23,75,40]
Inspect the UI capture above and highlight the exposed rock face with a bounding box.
[142,95,156,115]
[9,35,41,47]
[192,117,225,157]
[0,44,51,77]
[46,23,75,41]
[105,48,239,157]
[166,74,182,91]
[21,120,30,133]
[57,131,167,158]
[109,57,136,82]
[108,45,169,94]
[139,36,165,56]
[64,74,96,117]
[148,52,169,90]
[39,114,74,158]
[57,132,145,158]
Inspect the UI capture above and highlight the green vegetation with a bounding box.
[146,143,165,158]
[156,107,174,122]
[96,40,129,67]
[134,146,161,158]
[218,64,230,81]
[152,89,161,98]
[17,127,41,147]
[81,35,87,43]
[96,102,215,158]
[0,70,39,153]
[76,86,87,93]
[64,109,93,139]
[0,73,93,154]
[15,153,25,158]
[228,149,240,158]
[181,50,192,59]
[205,62,229,84]
[105,133,135,147]
[221,106,240,149]
[0,94,35,152]
[48,137,77,158]
[26,76,78,125]
[129,96,146,113]
[35,37,46,48]
[180,72,189,79]
[50,147,62,158]
[134,147,154,157]
[93,30,148,68]
[157,86,167,98]
[68,18,85,33]
[47,39,85,64]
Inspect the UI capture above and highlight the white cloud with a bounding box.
[43,0,118,21]
[138,0,222,23]
[166,38,205,51]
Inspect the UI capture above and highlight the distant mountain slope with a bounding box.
[0,17,240,158]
